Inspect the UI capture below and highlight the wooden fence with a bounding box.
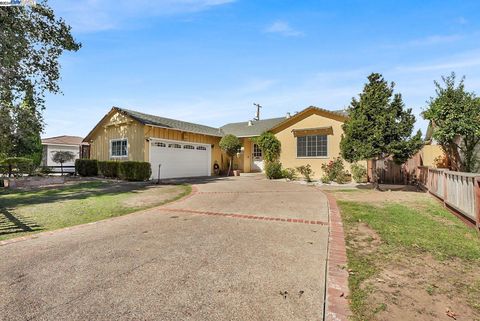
[423,167,480,228]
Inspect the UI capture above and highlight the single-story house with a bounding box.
[83,106,358,179]
[41,135,89,172]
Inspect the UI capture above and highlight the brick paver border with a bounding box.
[324,192,352,321]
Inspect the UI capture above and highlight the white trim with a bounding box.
[109,138,128,158]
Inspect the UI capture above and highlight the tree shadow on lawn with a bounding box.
[0,181,166,209]
[0,207,43,237]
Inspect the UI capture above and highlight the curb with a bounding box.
[324,192,352,321]
[0,185,197,247]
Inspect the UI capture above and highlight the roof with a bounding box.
[42,135,84,146]
[220,117,286,137]
[269,106,348,133]
[116,107,223,137]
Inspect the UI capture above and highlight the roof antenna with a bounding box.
[253,103,262,121]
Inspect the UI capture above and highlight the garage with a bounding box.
[149,139,211,180]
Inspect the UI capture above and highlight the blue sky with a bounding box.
[44,0,480,138]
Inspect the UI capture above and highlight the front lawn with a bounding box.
[327,188,480,321]
[0,181,191,241]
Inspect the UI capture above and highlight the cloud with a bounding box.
[52,0,236,32]
[456,16,468,25]
[406,34,463,46]
[394,50,480,73]
[264,20,304,37]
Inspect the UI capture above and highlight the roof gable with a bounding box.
[270,106,347,133]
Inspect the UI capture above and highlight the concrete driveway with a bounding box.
[0,176,329,321]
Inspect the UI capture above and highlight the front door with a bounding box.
[251,143,264,172]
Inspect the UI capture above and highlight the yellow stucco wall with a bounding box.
[88,112,145,161]
[273,112,362,179]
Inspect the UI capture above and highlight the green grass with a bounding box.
[338,198,480,320]
[0,181,191,241]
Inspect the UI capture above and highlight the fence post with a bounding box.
[443,171,448,207]
[475,178,480,230]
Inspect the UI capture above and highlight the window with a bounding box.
[111,139,128,157]
[297,135,327,157]
[183,145,195,150]
[152,142,166,147]
[196,146,207,151]
[253,144,262,157]
[168,143,182,148]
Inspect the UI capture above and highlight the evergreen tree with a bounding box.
[340,73,423,187]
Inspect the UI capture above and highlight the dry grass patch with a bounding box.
[327,188,480,321]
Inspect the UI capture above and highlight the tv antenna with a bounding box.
[253,103,262,121]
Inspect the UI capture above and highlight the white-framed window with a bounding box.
[152,142,166,147]
[297,135,327,157]
[196,146,207,151]
[168,143,182,149]
[110,139,128,157]
[253,144,262,157]
[183,145,195,150]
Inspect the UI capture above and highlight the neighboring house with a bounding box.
[83,106,358,180]
[41,135,86,172]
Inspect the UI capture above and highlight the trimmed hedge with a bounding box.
[265,161,283,179]
[98,161,120,178]
[118,161,151,181]
[75,159,98,177]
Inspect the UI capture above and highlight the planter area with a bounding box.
[2,176,66,189]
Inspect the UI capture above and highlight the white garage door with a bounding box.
[149,139,211,180]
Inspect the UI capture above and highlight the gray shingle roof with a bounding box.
[116,107,223,137]
[220,117,286,137]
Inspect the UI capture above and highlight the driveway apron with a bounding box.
[0,176,329,321]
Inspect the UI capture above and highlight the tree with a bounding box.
[340,73,423,188]
[219,134,242,176]
[0,1,81,159]
[255,132,281,163]
[423,73,480,172]
[51,151,75,176]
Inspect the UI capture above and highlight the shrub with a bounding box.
[75,159,98,177]
[281,168,297,180]
[296,164,314,182]
[265,161,283,179]
[98,161,120,178]
[0,157,34,177]
[321,157,349,184]
[351,163,368,183]
[219,134,242,176]
[255,132,281,162]
[118,161,151,181]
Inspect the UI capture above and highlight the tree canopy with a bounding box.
[423,73,480,172]
[340,73,423,181]
[0,1,81,160]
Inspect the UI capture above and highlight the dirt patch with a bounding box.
[120,185,187,208]
[329,188,429,205]
[345,220,480,321]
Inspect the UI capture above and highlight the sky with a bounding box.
[43,0,480,138]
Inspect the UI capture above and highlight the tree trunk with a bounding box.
[60,162,63,176]
[371,157,383,191]
[227,157,232,176]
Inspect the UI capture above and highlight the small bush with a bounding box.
[0,157,35,177]
[321,157,349,184]
[265,161,283,179]
[98,161,120,178]
[118,161,151,181]
[296,164,314,182]
[351,163,368,183]
[75,159,98,177]
[281,168,297,180]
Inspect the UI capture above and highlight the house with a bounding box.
[83,106,358,180]
[41,135,88,172]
